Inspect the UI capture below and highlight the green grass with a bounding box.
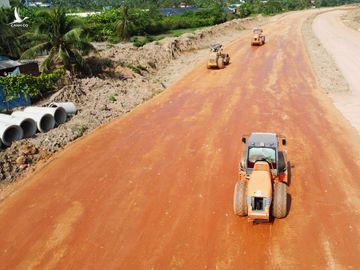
[127,64,148,75]
[71,124,88,135]
[168,27,203,36]
[109,95,117,102]
[153,27,204,39]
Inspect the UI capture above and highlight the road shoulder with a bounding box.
[302,7,360,135]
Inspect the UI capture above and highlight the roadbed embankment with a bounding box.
[302,6,360,134]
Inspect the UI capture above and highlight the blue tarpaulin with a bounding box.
[0,85,31,111]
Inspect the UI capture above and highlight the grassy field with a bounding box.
[131,27,205,47]
[159,27,205,37]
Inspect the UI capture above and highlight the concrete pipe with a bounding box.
[0,121,23,146]
[24,106,67,125]
[49,102,77,116]
[0,113,37,138]
[12,111,55,133]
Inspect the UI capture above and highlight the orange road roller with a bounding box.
[234,132,288,222]
[251,28,265,46]
[207,44,230,69]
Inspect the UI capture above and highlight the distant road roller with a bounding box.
[251,28,265,46]
[207,44,230,69]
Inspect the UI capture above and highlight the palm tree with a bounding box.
[21,8,95,74]
[115,5,132,41]
[0,8,21,57]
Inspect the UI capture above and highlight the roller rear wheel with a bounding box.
[217,57,225,69]
[234,181,248,216]
[272,182,287,218]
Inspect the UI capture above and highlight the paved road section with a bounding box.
[313,9,360,133]
[0,10,360,269]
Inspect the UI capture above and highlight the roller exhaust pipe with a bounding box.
[24,106,67,125]
[12,111,55,133]
[0,113,37,138]
[0,121,23,146]
[49,102,77,116]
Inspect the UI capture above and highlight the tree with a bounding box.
[21,8,95,74]
[261,0,283,15]
[115,5,132,41]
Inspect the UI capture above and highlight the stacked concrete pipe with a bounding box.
[0,121,23,146]
[0,103,74,148]
[24,106,67,126]
[12,111,55,133]
[49,102,77,116]
[0,114,37,138]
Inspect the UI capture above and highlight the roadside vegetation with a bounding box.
[0,69,64,101]
[84,5,229,43]
[22,8,95,74]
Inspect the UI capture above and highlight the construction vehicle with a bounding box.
[207,44,230,69]
[233,132,288,222]
[251,28,265,46]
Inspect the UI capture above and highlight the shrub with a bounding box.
[0,69,64,101]
[109,95,116,102]
[71,124,88,135]
[127,64,147,75]
[131,35,155,47]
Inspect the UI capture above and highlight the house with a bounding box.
[0,56,40,77]
[0,0,10,8]
[27,1,51,7]
[179,2,188,8]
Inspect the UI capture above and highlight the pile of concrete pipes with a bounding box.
[0,102,77,148]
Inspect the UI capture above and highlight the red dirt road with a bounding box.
[1,10,360,269]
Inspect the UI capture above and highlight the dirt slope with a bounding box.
[0,10,360,269]
[313,9,360,133]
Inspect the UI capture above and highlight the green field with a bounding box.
[131,27,205,47]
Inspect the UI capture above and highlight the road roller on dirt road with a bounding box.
[251,28,265,46]
[233,132,288,222]
[207,44,230,69]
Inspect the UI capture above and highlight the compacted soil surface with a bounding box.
[0,9,359,270]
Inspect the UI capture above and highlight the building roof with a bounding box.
[0,56,38,71]
[0,57,22,70]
